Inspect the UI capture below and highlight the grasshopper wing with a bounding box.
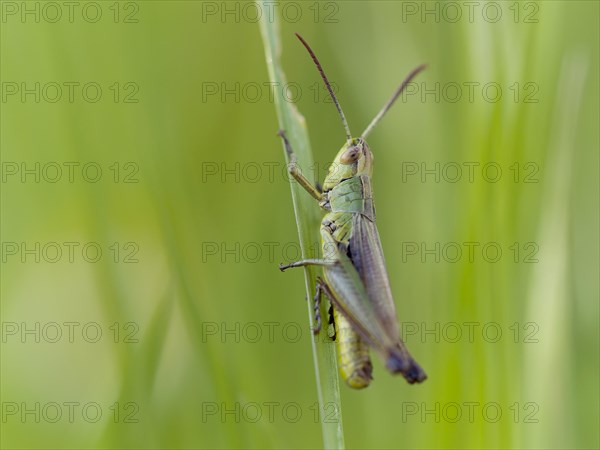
[325,214,426,383]
[324,254,397,354]
[349,214,401,338]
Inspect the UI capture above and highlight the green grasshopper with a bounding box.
[279,33,427,388]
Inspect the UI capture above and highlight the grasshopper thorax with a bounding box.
[322,138,373,192]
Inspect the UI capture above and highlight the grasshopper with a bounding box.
[279,33,427,388]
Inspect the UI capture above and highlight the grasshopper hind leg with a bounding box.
[311,278,327,335]
[314,278,367,380]
[319,281,374,389]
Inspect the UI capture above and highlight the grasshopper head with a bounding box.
[293,33,426,193]
[322,138,373,191]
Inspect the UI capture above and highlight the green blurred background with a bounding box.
[1,1,598,448]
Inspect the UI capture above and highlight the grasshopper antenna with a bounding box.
[361,64,427,140]
[295,33,353,143]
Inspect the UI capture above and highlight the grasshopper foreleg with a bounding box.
[277,130,323,202]
[279,258,332,271]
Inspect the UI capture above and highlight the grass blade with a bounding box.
[258,5,345,449]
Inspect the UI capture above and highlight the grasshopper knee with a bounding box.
[288,164,300,177]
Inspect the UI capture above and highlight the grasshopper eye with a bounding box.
[340,147,360,165]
